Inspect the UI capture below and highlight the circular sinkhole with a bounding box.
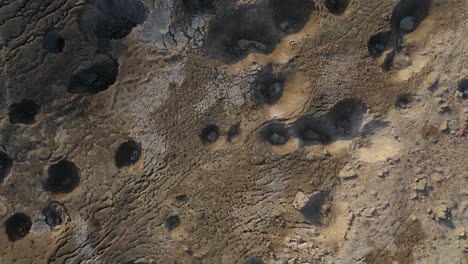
[260,122,290,146]
[115,140,142,168]
[42,201,67,228]
[395,93,414,108]
[457,78,468,98]
[252,66,285,106]
[43,29,65,54]
[183,0,216,14]
[326,99,367,137]
[43,160,80,194]
[5,212,32,242]
[324,0,349,15]
[292,116,332,145]
[68,55,119,95]
[391,0,430,34]
[270,0,314,33]
[0,151,13,182]
[80,0,147,46]
[200,124,220,144]
[204,3,282,63]
[8,99,40,125]
[367,31,392,58]
[165,215,180,230]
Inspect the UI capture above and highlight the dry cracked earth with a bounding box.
[0,0,467,263]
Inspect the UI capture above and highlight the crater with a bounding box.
[252,65,285,105]
[324,0,349,15]
[260,122,290,145]
[42,201,67,228]
[68,55,119,95]
[0,151,13,182]
[367,31,392,58]
[204,0,313,63]
[300,190,332,225]
[43,160,80,194]
[115,140,142,168]
[8,99,40,125]
[292,116,332,145]
[326,99,367,138]
[271,0,314,33]
[391,0,430,33]
[165,215,180,230]
[183,0,216,14]
[395,93,414,108]
[5,213,32,242]
[80,0,147,46]
[200,124,220,144]
[43,29,65,54]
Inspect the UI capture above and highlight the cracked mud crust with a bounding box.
[0,0,467,263]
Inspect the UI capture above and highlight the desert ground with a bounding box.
[0,0,467,263]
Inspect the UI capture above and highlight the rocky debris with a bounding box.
[376,168,389,178]
[338,164,358,180]
[430,172,444,183]
[456,229,466,239]
[425,72,440,91]
[438,120,449,133]
[362,207,376,218]
[413,177,428,192]
[293,191,309,211]
[439,103,450,114]
[429,204,451,221]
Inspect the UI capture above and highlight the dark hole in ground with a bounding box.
[292,116,332,145]
[5,213,32,242]
[68,55,119,95]
[42,201,67,227]
[270,0,314,33]
[301,190,331,225]
[395,93,413,108]
[245,257,264,264]
[260,122,290,145]
[44,29,65,54]
[326,99,367,138]
[324,0,349,15]
[0,151,13,182]
[8,99,40,125]
[457,78,468,98]
[80,0,147,46]
[204,4,280,63]
[367,31,392,58]
[165,215,180,230]
[115,140,142,168]
[200,124,220,144]
[204,0,312,63]
[391,0,430,34]
[227,123,240,142]
[176,194,189,202]
[43,160,80,194]
[183,0,216,14]
[252,65,285,105]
